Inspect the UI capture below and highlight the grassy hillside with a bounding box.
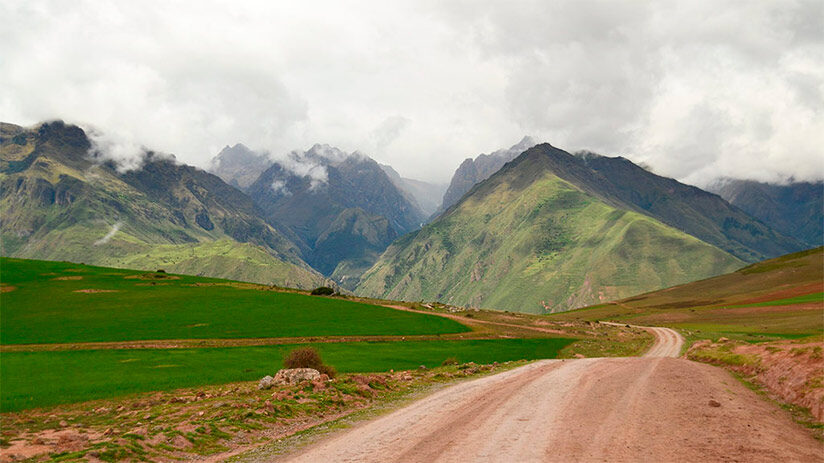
[550,247,824,340]
[0,121,324,289]
[568,150,802,262]
[0,258,468,345]
[358,152,743,313]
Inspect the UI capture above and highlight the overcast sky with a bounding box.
[2,0,822,185]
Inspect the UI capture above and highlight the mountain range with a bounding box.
[209,143,272,189]
[244,145,425,287]
[708,178,823,248]
[0,121,324,288]
[2,120,817,313]
[379,164,446,217]
[357,144,804,313]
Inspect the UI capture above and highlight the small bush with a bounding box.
[311,286,335,296]
[318,364,337,378]
[442,357,459,366]
[156,269,166,273]
[283,347,336,378]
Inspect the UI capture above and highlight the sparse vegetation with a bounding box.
[0,361,523,462]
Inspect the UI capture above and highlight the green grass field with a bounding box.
[549,247,824,341]
[0,338,574,412]
[0,258,469,344]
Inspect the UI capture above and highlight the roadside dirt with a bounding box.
[690,338,824,422]
[283,328,822,462]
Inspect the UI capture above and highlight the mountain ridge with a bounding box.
[0,121,325,289]
[708,178,823,248]
[438,136,537,213]
[357,144,747,313]
[247,145,426,283]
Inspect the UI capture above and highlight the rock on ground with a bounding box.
[273,368,321,385]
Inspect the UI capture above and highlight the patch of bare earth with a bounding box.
[690,339,824,423]
[52,276,82,281]
[0,285,16,293]
[73,289,119,294]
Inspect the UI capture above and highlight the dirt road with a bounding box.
[281,327,822,462]
[597,322,684,357]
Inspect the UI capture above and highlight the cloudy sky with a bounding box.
[2,0,822,185]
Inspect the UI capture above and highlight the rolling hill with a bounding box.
[357,145,746,313]
[0,121,324,288]
[550,247,824,339]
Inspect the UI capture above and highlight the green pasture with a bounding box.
[0,258,469,344]
[0,338,574,412]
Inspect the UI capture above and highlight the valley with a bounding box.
[0,256,648,461]
[1,122,821,462]
[3,5,822,461]
[1,246,821,461]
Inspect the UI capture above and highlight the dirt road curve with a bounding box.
[642,326,684,357]
[282,327,822,463]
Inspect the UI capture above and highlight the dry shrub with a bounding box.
[283,347,336,378]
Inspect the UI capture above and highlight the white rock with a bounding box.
[258,375,276,390]
[273,368,321,385]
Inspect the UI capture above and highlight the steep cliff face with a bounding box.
[379,163,446,217]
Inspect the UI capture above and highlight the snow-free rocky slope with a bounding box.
[247,145,425,287]
[709,178,823,248]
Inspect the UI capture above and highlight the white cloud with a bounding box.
[85,127,147,173]
[1,0,821,185]
[93,221,122,246]
[270,180,291,196]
